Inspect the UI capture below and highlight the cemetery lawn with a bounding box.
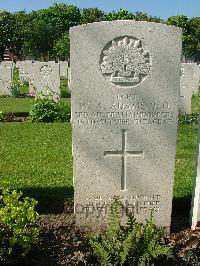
[0,98,35,113]
[192,93,200,113]
[0,120,198,210]
[173,123,198,200]
[0,97,71,113]
[0,123,73,207]
[172,93,199,210]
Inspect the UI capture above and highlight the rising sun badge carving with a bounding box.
[100,36,151,87]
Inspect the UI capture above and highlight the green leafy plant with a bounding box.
[0,188,39,261]
[89,197,173,266]
[10,67,22,98]
[30,98,71,123]
[60,86,70,98]
[58,101,71,122]
[10,67,29,98]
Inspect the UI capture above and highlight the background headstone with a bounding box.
[16,61,35,93]
[180,63,197,114]
[59,61,69,79]
[33,61,60,100]
[0,61,13,96]
[71,21,182,229]
[190,119,200,230]
[193,63,200,94]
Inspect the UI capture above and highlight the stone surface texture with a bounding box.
[16,61,35,93]
[193,63,200,94]
[59,61,69,79]
[180,63,199,114]
[33,61,60,100]
[70,21,182,229]
[0,61,13,96]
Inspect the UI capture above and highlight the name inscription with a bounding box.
[73,94,175,126]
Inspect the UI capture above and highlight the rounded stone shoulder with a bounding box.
[70,20,182,34]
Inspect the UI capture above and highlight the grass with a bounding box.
[192,93,200,113]
[0,117,197,204]
[61,98,71,104]
[173,124,197,199]
[171,91,199,215]
[0,123,72,204]
[0,97,71,113]
[0,91,199,213]
[0,98,35,113]
[60,78,70,98]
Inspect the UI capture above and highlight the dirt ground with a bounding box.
[3,201,200,266]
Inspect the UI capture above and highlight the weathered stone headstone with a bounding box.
[70,21,182,229]
[33,62,60,100]
[59,61,69,79]
[179,63,197,114]
[190,120,200,230]
[16,61,35,93]
[193,63,200,94]
[0,61,13,96]
[28,61,36,94]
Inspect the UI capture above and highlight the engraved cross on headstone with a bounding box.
[104,129,144,191]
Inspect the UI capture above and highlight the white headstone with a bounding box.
[193,63,200,94]
[0,61,13,96]
[59,61,69,79]
[16,61,35,94]
[179,63,198,114]
[70,21,182,229]
[33,62,60,100]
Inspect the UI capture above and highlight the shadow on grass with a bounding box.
[171,195,192,232]
[20,186,74,215]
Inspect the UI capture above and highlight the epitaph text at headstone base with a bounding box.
[180,63,196,114]
[0,61,13,96]
[190,119,200,230]
[33,62,60,101]
[71,21,182,230]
